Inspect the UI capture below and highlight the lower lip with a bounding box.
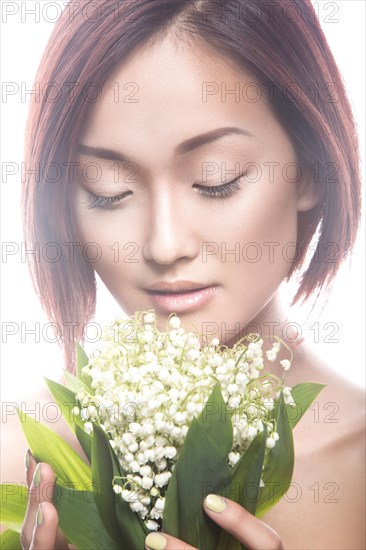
[146,286,218,314]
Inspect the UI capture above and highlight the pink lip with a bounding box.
[145,285,218,314]
[146,280,211,293]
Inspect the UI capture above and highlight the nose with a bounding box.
[142,188,199,265]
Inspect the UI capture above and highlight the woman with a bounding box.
[3,0,364,548]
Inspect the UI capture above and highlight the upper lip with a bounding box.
[145,280,214,293]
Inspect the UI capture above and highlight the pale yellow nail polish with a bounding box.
[25,449,31,470]
[36,504,43,527]
[204,494,227,513]
[33,465,41,486]
[145,532,167,550]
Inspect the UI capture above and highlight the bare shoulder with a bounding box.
[1,385,85,486]
[301,347,365,446]
[289,342,365,442]
[263,346,365,549]
[299,347,365,522]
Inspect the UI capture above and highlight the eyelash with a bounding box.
[87,191,131,209]
[86,173,246,209]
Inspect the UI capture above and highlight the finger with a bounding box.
[21,463,57,550]
[145,532,197,550]
[203,495,284,550]
[29,502,58,550]
[25,449,37,489]
[21,449,37,550]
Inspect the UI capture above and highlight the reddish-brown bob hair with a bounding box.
[22,0,362,370]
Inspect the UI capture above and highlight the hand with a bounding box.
[145,494,284,550]
[20,449,70,550]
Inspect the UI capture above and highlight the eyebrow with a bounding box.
[76,126,254,161]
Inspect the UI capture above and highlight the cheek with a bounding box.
[82,221,142,277]
[72,196,143,298]
[206,183,299,320]
[202,199,297,334]
[211,181,299,261]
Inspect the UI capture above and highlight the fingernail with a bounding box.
[25,449,31,470]
[204,494,227,513]
[33,465,41,486]
[36,504,43,527]
[145,532,167,550]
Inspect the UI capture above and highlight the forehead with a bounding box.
[85,36,263,121]
[80,35,292,166]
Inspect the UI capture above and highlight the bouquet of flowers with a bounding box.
[0,310,324,550]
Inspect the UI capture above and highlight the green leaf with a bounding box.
[255,392,294,517]
[17,410,91,488]
[75,341,94,392]
[54,484,118,550]
[162,471,179,534]
[63,370,94,396]
[0,485,27,532]
[197,383,233,457]
[230,426,267,514]
[164,384,234,548]
[75,424,92,462]
[43,377,92,461]
[76,340,89,372]
[0,529,22,550]
[107,437,149,548]
[91,424,121,543]
[44,378,80,433]
[216,428,267,550]
[290,383,326,429]
[164,418,231,548]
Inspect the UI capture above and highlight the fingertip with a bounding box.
[38,461,56,480]
[32,502,59,550]
[145,531,197,550]
[32,463,42,487]
[36,501,59,528]
[203,496,283,550]
[145,532,167,549]
[44,500,59,517]
[25,449,37,487]
[36,502,44,527]
[203,493,227,514]
[25,448,31,470]
[31,462,56,489]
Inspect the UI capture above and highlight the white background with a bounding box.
[1,0,365,401]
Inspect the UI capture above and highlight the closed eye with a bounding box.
[193,172,246,199]
[86,190,132,209]
[85,172,247,209]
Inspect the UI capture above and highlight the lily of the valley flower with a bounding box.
[73,311,295,530]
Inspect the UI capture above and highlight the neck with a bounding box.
[224,291,308,383]
[225,291,300,346]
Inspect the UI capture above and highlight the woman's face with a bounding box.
[73,35,314,342]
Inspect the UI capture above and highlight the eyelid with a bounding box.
[85,172,246,209]
[86,190,132,209]
[194,172,244,189]
[193,172,246,197]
